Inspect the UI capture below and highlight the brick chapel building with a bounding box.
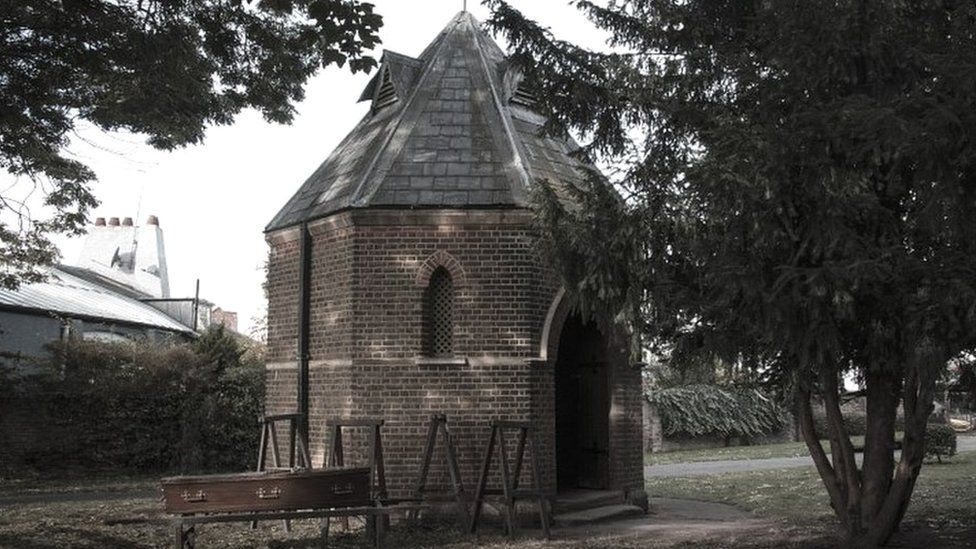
[264,12,646,507]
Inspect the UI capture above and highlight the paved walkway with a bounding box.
[556,497,783,545]
[646,434,976,477]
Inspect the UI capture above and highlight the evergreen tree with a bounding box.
[486,1,976,545]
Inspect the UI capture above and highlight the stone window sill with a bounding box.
[414,356,467,366]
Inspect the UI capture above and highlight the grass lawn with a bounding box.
[646,441,811,465]
[0,475,738,549]
[0,471,159,496]
[0,497,776,549]
[644,436,882,466]
[2,443,973,548]
[0,499,519,549]
[646,451,976,547]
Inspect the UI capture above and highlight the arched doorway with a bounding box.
[554,311,610,490]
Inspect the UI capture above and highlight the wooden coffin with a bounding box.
[160,467,371,515]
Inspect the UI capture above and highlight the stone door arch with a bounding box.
[541,289,613,490]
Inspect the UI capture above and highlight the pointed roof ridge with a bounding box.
[348,9,531,208]
[416,11,475,60]
[265,9,593,233]
[345,12,462,207]
[464,14,533,204]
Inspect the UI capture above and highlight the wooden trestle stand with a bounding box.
[251,412,311,531]
[413,414,470,526]
[322,418,389,536]
[469,420,551,540]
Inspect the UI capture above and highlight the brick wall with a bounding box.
[347,210,551,360]
[305,358,550,494]
[264,209,644,500]
[266,229,300,364]
[608,333,646,494]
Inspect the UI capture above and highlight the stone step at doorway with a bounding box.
[553,489,624,514]
[553,503,647,527]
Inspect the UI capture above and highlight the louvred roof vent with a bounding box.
[373,66,398,110]
[511,82,537,107]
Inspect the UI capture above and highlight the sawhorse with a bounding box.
[413,414,470,527]
[251,413,310,531]
[323,418,389,536]
[470,421,550,540]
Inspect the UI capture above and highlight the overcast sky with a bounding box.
[42,1,608,337]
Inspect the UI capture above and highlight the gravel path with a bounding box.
[645,434,976,478]
[556,497,778,544]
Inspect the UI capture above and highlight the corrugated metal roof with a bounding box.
[0,267,193,333]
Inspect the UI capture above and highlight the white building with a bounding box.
[75,215,170,299]
[0,215,238,370]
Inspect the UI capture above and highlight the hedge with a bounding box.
[646,384,789,438]
[926,423,957,463]
[811,413,906,438]
[1,327,265,474]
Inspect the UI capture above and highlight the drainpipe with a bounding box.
[297,222,312,449]
[192,279,200,331]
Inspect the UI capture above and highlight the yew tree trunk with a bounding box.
[796,354,938,547]
[860,372,898,528]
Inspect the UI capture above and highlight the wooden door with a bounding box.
[576,361,609,489]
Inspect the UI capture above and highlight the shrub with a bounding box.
[8,327,264,474]
[646,384,789,439]
[811,412,905,438]
[925,423,957,463]
[812,413,865,437]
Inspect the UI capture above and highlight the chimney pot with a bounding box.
[146,215,159,226]
[122,217,133,226]
[108,217,120,226]
[94,217,106,226]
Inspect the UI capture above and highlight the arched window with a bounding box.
[422,267,454,357]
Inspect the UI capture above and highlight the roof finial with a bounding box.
[463,0,467,12]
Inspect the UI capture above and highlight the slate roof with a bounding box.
[0,266,194,333]
[266,11,590,232]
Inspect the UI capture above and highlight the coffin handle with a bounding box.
[181,490,207,503]
[256,486,282,500]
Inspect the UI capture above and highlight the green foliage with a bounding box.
[10,329,264,474]
[646,384,789,439]
[812,413,864,439]
[195,324,245,375]
[532,175,646,329]
[0,0,383,289]
[925,423,957,463]
[810,412,905,438]
[489,0,976,374]
[948,355,976,410]
[487,2,976,540]
[814,413,869,438]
